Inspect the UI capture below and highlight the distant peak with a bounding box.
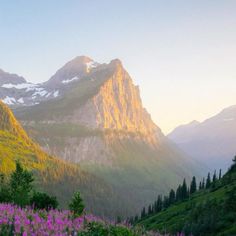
[222,104,236,112]
[109,58,123,67]
[0,68,26,85]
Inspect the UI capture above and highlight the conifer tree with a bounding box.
[233,155,236,164]
[212,170,217,188]
[213,170,217,182]
[199,181,202,190]
[151,204,154,213]
[182,178,188,199]
[134,215,139,222]
[169,189,175,204]
[141,207,146,218]
[202,178,205,189]
[156,195,162,212]
[219,169,222,180]
[154,200,158,213]
[148,205,152,215]
[10,161,34,207]
[176,185,182,201]
[69,191,85,217]
[206,173,211,189]
[163,196,169,208]
[190,176,197,194]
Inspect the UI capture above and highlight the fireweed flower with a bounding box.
[0,203,106,235]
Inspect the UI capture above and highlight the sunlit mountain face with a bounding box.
[0,56,202,217]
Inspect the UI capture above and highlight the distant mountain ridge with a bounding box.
[0,69,26,85]
[168,105,236,171]
[0,56,100,107]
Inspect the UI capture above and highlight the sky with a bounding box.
[0,0,236,134]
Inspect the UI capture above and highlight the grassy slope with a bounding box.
[137,166,236,236]
[0,129,128,217]
[0,102,131,218]
[81,137,199,217]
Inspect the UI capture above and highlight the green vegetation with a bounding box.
[77,222,142,236]
[0,101,133,218]
[9,161,34,206]
[30,191,58,210]
[0,163,155,236]
[69,191,85,217]
[0,161,58,209]
[136,157,236,235]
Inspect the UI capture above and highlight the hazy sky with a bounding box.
[0,1,236,134]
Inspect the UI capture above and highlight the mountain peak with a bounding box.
[0,68,26,85]
[45,56,99,87]
[68,55,93,64]
[109,58,123,66]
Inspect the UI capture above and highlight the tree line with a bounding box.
[129,168,223,224]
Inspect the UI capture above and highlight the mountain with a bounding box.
[0,69,26,85]
[13,56,201,217]
[44,56,99,89]
[168,105,236,172]
[137,159,236,236]
[0,68,56,107]
[0,57,100,107]
[0,101,133,218]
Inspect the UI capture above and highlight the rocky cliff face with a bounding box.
[16,58,167,164]
[66,59,162,143]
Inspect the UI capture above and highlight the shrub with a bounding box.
[30,191,58,210]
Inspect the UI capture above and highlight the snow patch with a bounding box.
[86,61,98,72]
[53,90,59,97]
[2,96,16,105]
[32,90,48,97]
[45,92,51,98]
[2,83,37,91]
[62,76,80,84]
[17,98,24,104]
[1,83,48,93]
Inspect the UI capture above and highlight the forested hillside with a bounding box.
[136,158,236,235]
